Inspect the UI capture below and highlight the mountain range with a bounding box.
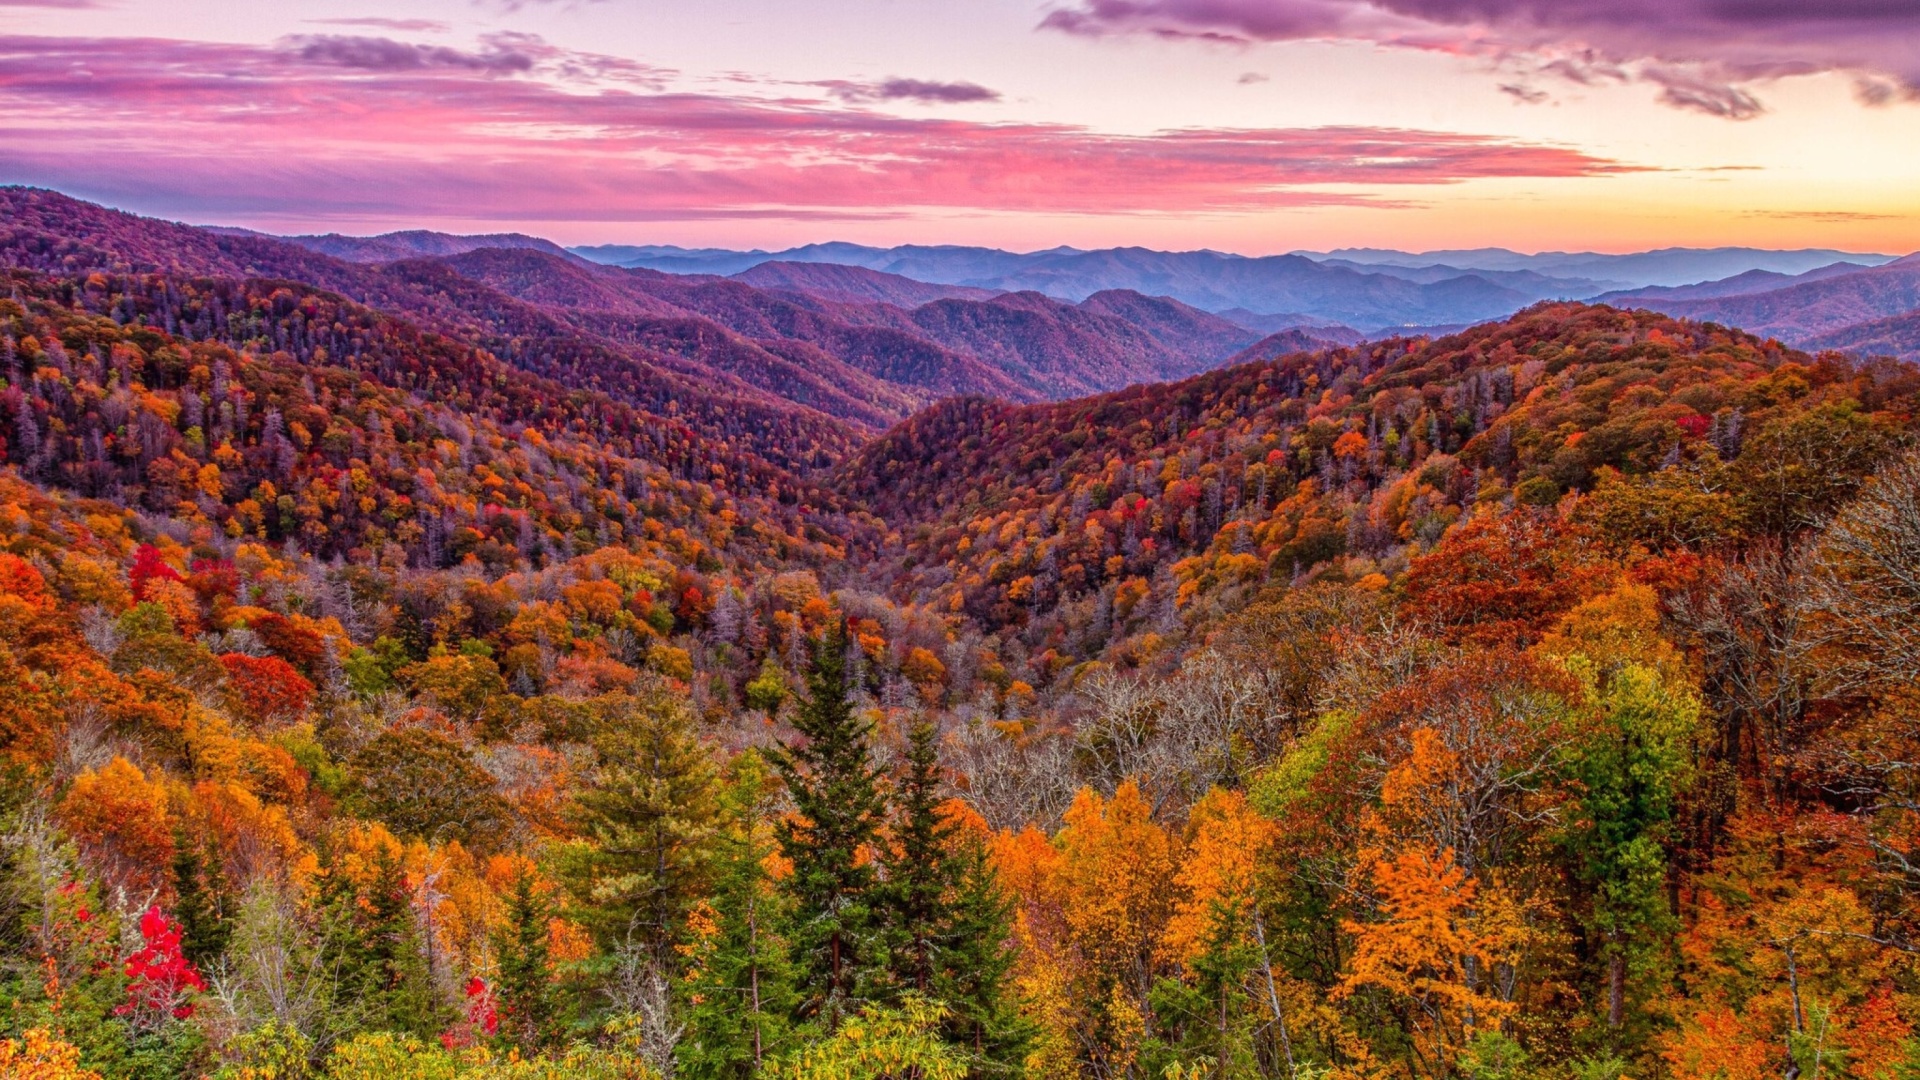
[8,193,1920,1080]
[0,188,1281,443]
[1599,253,1920,360]
[569,239,1901,334]
[1300,245,1895,285]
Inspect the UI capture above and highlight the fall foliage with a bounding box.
[5,196,1920,1080]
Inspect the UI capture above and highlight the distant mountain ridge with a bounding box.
[1596,262,1873,305]
[1300,245,1897,286]
[572,240,1901,331]
[280,229,581,264]
[733,261,1003,306]
[1607,254,1920,360]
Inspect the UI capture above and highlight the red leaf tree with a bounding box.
[117,906,205,1030]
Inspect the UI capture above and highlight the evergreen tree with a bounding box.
[563,686,720,964]
[930,834,1028,1073]
[1145,901,1262,1080]
[316,847,446,1040]
[495,870,559,1053]
[679,750,798,1080]
[357,850,446,1038]
[882,720,950,998]
[879,720,1027,1073]
[170,828,228,970]
[773,620,886,1028]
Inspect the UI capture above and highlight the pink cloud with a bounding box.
[1040,0,1920,118]
[0,33,1635,228]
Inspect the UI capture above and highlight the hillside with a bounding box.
[2,191,1265,438]
[0,188,867,465]
[12,194,1920,1080]
[0,268,868,572]
[1633,254,1920,343]
[840,302,1919,643]
[1803,305,1920,360]
[1221,323,1368,361]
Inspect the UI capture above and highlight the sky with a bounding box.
[2,0,1918,254]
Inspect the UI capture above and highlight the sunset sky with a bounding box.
[3,0,1918,254]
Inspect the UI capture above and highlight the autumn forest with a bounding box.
[2,189,1920,1080]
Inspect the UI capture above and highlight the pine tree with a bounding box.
[170,829,228,970]
[495,870,559,1053]
[774,620,886,1028]
[679,750,798,1080]
[359,850,447,1038]
[933,837,1027,1073]
[882,720,949,996]
[563,686,720,964]
[879,720,1026,1073]
[316,847,447,1040]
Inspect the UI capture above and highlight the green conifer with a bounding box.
[773,620,886,1028]
[678,750,798,1080]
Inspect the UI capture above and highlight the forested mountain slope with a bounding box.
[8,197,1920,1080]
[0,187,867,464]
[4,189,1264,430]
[841,302,1919,654]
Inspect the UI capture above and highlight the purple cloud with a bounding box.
[0,33,1637,229]
[1039,0,1920,118]
[287,34,536,74]
[828,78,1003,104]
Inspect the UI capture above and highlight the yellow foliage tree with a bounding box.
[1335,844,1527,1080]
[0,1029,104,1080]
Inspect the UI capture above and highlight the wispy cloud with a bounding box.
[1040,0,1920,119]
[0,33,1637,228]
[1743,209,1901,222]
[303,18,452,33]
[287,34,536,74]
[828,77,1003,104]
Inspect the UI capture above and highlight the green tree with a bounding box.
[1562,662,1698,1043]
[679,750,798,1080]
[561,687,720,963]
[348,728,511,850]
[878,721,1025,1072]
[774,621,886,1028]
[1734,401,1896,537]
[744,656,790,715]
[335,849,446,1039]
[171,826,229,971]
[494,870,560,1053]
